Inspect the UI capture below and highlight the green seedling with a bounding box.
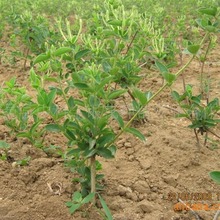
[65,191,95,215]
[172,85,220,148]
[0,77,33,133]
[16,156,31,166]
[0,141,11,161]
[43,145,64,157]
[0,77,49,149]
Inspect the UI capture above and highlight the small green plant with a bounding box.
[172,85,220,147]
[16,156,31,166]
[65,191,95,215]
[0,77,49,149]
[0,140,11,161]
[0,78,33,133]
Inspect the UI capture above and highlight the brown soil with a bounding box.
[0,37,220,220]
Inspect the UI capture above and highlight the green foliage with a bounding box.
[172,85,220,145]
[16,156,31,166]
[0,78,34,133]
[98,194,113,220]
[66,191,95,214]
[0,141,10,161]
[210,171,220,184]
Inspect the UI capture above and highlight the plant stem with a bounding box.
[207,129,220,139]
[23,48,30,70]
[90,155,96,204]
[125,30,138,54]
[127,88,136,101]
[204,132,208,147]
[194,128,201,149]
[200,37,212,99]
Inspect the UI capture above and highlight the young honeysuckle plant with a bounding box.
[6,10,61,69]
[0,78,33,134]
[170,6,220,148]
[171,85,220,148]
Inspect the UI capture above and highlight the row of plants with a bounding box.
[0,0,219,68]
[0,0,220,219]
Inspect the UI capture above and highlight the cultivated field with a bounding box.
[0,0,220,219]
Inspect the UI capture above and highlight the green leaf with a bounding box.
[195,18,209,29]
[155,61,169,73]
[73,191,82,203]
[30,68,41,89]
[162,72,176,85]
[98,133,115,147]
[84,149,97,158]
[48,89,57,104]
[146,91,153,101]
[107,19,122,27]
[0,141,10,149]
[53,47,72,56]
[132,88,147,105]
[30,119,43,135]
[44,77,58,83]
[65,129,76,141]
[81,110,94,124]
[17,132,30,138]
[204,25,216,33]
[98,194,113,220]
[74,83,90,90]
[191,95,201,105]
[102,61,112,73]
[69,203,81,214]
[89,95,100,107]
[82,193,95,204]
[125,127,146,142]
[187,45,200,55]
[32,106,46,114]
[89,138,96,150]
[50,103,58,115]
[97,148,114,159]
[109,145,117,157]
[45,124,62,132]
[112,111,124,128]
[65,201,73,207]
[34,53,50,64]
[74,49,90,60]
[68,96,75,109]
[171,91,180,102]
[204,119,217,127]
[209,171,220,184]
[198,7,217,17]
[108,89,126,100]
